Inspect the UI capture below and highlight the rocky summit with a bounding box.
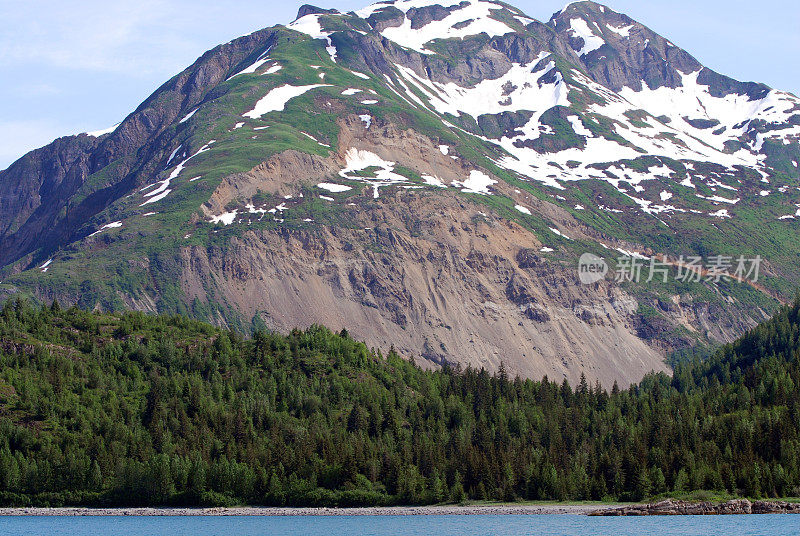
[0,1,798,385]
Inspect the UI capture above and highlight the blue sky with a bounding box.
[0,0,797,170]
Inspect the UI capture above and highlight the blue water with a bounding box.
[0,515,797,536]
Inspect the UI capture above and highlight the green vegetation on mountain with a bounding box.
[0,299,799,507]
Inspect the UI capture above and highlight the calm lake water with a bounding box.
[0,514,797,536]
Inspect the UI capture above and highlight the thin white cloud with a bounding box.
[0,0,200,75]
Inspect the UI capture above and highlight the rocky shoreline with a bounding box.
[590,499,800,516]
[2,499,798,516]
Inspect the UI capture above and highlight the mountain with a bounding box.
[1,0,799,386]
[0,297,799,506]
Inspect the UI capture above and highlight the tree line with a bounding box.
[0,298,798,507]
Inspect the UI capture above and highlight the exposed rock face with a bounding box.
[0,27,279,268]
[184,191,668,386]
[296,5,340,19]
[591,498,800,516]
[0,135,99,238]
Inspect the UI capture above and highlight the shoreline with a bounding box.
[0,504,619,516]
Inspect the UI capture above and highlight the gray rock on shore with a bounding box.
[591,499,800,516]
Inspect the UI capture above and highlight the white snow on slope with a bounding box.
[452,170,496,194]
[568,18,605,56]
[481,67,775,196]
[288,14,338,62]
[390,52,779,215]
[375,1,516,54]
[422,175,446,187]
[338,148,410,198]
[567,115,592,136]
[710,208,731,218]
[549,227,572,240]
[395,53,565,118]
[210,210,238,225]
[86,123,120,137]
[619,70,800,162]
[166,144,182,166]
[243,85,328,118]
[318,182,352,193]
[606,23,634,37]
[141,141,214,207]
[179,108,198,124]
[88,221,122,238]
[301,132,330,147]
[228,47,273,79]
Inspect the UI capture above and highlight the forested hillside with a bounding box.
[0,299,798,507]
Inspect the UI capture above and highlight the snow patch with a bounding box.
[86,123,120,137]
[515,205,532,215]
[339,148,411,198]
[568,18,605,56]
[567,115,593,137]
[141,142,213,206]
[318,182,352,193]
[549,227,572,240]
[179,108,198,124]
[301,132,330,147]
[166,144,182,166]
[288,14,337,62]
[452,170,496,194]
[606,23,634,37]
[378,1,516,54]
[421,175,446,187]
[243,84,328,118]
[88,221,122,238]
[710,208,731,218]
[210,211,238,225]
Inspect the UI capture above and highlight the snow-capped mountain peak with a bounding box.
[1,0,798,383]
